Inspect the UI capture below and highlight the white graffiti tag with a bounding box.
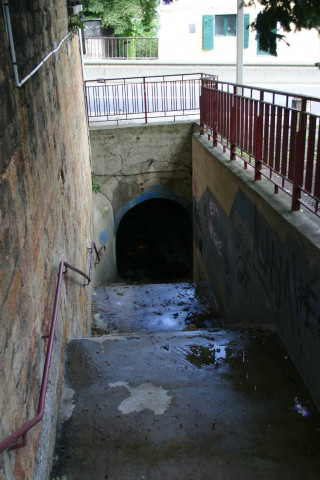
[209,221,222,256]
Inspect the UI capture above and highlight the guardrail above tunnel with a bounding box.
[85,72,320,217]
[84,73,211,125]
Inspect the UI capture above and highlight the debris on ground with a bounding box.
[294,397,310,418]
[91,317,114,337]
[93,282,222,334]
[184,307,222,329]
[182,323,197,331]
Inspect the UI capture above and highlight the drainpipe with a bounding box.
[2,0,20,86]
[78,26,93,165]
[79,27,86,85]
[2,0,72,88]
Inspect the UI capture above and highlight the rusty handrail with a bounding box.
[0,243,103,454]
[200,75,320,216]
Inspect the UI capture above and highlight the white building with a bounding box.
[158,0,320,65]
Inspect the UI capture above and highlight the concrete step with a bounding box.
[92,281,222,334]
[51,328,320,480]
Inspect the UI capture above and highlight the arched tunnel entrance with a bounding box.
[116,199,193,283]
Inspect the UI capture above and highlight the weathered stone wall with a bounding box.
[0,2,92,479]
[90,122,196,285]
[193,133,320,412]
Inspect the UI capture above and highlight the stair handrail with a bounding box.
[0,242,102,453]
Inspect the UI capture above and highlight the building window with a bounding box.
[215,15,236,36]
[257,27,277,55]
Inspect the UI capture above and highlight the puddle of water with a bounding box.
[186,344,227,368]
[183,330,319,408]
[182,329,320,466]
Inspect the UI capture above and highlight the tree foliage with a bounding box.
[245,0,320,55]
[82,0,159,37]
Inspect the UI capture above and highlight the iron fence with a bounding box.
[85,73,208,124]
[200,75,320,216]
[84,37,158,60]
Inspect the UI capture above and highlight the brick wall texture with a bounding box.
[0,1,93,478]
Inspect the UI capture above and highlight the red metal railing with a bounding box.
[200,75,320,215]
[84,37,158,60]
[0,242,102,454]
[85,73,212,125]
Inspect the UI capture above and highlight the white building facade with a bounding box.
[158,0,320,65]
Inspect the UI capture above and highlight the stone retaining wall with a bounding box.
[0,2,92,479]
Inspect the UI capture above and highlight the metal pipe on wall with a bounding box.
[2,0,73,88]
[2,0,20,86]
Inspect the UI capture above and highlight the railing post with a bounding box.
[212,81,218,147]
[255,111,263,181]
[143,77,148,124]
[213,131,218,147]
[291,105,307,211]
[230,97,236,160]
[199,76,204,133]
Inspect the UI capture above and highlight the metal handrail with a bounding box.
[84,36,159,60]
[85,73,214,124]
[200,75,320,216]
[86,72,206,83]
[200,75,320,105]
[0,242,103,453]
[85,36,157,40]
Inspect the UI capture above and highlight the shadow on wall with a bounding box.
[116,198,192,283]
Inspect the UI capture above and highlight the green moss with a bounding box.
[92,178,101,194]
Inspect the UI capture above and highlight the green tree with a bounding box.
[245,0,320,55]
[82,0,159,37]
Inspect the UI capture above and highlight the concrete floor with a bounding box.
[92,282,220,334]
[51,283,320,480]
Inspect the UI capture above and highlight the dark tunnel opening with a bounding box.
[116,198,193,283]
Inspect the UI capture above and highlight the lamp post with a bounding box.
[236,0,244,85]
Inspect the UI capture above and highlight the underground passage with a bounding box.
[116,198,193,283]
[3,2,320,478]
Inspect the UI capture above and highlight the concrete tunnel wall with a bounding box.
[193,133,320,412]
[90,122,199,285]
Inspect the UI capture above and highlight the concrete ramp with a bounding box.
[51,285,320,479]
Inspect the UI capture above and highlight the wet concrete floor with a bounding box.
[92,282,221,334]
[51,283,320,480]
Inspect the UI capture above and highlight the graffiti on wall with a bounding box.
[234,224,251,295]
[193,186,320,338]
[252,209,291,312]
[252,207,320,336]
